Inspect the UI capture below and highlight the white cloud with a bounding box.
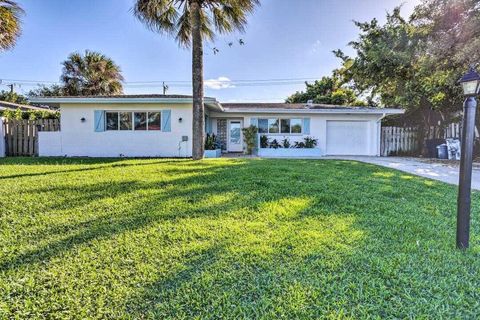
[309,40,322,54]
[204,76,235,90]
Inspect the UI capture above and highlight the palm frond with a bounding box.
[0,0,25,51]
[212,7,233,34]
[200,9,214,42]
[133,0,183,38]
[134,0,259,46]
[61,50,124,96]
[175,5,192,47]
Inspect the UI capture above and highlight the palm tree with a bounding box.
[0,0,24,51]
[133,0,259,160]
[61,50,124,96]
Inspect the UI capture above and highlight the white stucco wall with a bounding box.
[38,104,385,158]
[38,131,63,156]
[210,112,383,156]
[39,103,193,157]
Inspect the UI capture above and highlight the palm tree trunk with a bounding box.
[191,0,205,160]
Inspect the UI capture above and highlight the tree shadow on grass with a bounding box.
[0,163,245,272]
[123,208,367,319]
[120,162,480,318]
[0,158,189,180]
[18,161,243,213]
[2,158,479,318]
[2,158,469,272]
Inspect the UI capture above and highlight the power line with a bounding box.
[1,76,320,86]
[0,78,59,84]
[123,82,307,88]
[125,77,320,84]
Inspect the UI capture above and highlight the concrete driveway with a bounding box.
[327,156,480,191]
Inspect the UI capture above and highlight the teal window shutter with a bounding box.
[205,115,212,133]
[162,110,171,132]
[303,118,310,135]
[250,117,258,127]
[94,110,105,132]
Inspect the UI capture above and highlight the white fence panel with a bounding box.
[381,127,418,156]
[0,118,5,157]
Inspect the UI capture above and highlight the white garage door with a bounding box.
[326,121,370,155]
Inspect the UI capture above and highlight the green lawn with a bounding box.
[0,158,479,319]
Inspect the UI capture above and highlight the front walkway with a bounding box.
[328,156,480,191]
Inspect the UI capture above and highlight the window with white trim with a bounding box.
[258,118,303,134]
[105,111,162,131]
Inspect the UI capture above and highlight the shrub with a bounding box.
[205,133,219,150]
[294,137,318,149]
[260,135,269,148]
[242,125,258,155]
[282,138,291,148]
[0,109,60,120]
[269,139,281,149]
[304,137,318,148]
[294,141,306,148]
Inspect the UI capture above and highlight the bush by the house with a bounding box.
[303,137,318,148]
[260,136,318,149]
[0,108,60,120]
[260,135,269,148]
[242,125,258,155]
[205,133,219,150]
[269,139,281,149]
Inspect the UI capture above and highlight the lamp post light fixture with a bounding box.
[456,66,480,249]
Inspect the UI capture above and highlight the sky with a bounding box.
[0,0,420,102]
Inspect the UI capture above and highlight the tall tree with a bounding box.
[286,74,365,106]
[61,50,124,96]
[28,84,65,97]
[337,0,480,117]
[335,2,480,153]
[0,89,28,104]
[133,0,259,160]
[0,0,24,51]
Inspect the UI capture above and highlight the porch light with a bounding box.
[456,66,480,249]
[459,67,480,96]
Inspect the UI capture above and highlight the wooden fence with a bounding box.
[381,127,418,156]
[381,123,467,156]
[443,123,462,139]
[2,119,60,156]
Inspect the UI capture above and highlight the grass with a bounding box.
[0,157,479,319]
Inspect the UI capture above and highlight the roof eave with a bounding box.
[0,100,56,112]
[28,96,219,104]
[221,108,404,114]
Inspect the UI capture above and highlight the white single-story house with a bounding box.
[29,95,403,158]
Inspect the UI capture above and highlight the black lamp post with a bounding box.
[456,67,480,249]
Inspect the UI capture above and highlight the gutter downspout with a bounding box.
[376,113,387,156]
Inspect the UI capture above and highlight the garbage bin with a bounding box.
[437,144,448,159]
[426,139,446,158]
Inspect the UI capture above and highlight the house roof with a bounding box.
[0,100,55,112]
[222,103,308,110]
[32,94,215,99]
[27,95,404,115]
[28,94,223,111]
[222,103,383,110]
[221,103,404,115]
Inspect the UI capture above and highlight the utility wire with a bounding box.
[1,77,320,87]
[125,77,320,84]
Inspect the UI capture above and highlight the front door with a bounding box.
[227,120,243,152]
